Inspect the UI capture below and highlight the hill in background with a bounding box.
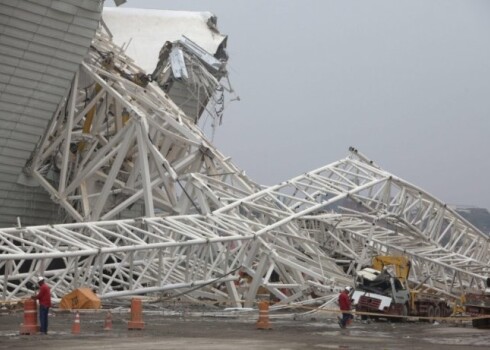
[455,207,490,236]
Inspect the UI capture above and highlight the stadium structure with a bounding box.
[0,2,488,310]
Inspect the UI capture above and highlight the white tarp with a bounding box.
[102,8,227,73]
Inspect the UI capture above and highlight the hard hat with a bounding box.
[345,286,352,292]
[37,277,44,283]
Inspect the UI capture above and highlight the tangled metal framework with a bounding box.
[2,152,489,304]
[1,29,489,305]
[24,29,255,223]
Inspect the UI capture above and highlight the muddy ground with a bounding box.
[0,306,489,349]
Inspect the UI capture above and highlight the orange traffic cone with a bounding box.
[128,298,144,330]
[71,312,81,334]
[103,311,113,331]
[20,299,39,335]
[256,300,272,330]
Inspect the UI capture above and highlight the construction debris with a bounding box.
[0,7,489,320]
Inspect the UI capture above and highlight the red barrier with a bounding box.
[19,299,39,335]
[128,298,144,330]
[104,311,113,331]
[256,300,272,330]
[71,312,81,334]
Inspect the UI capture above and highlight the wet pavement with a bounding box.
[0,309,489,349]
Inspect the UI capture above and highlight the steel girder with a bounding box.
[277,149,489,266]
[24,29,257,223]
[2,27,488,306]
[277,149,490,296]
[5,146,489,302]
[300,215,489,298]
[3,28,351,304]
[2,150,489,304]
[0,192,351,303]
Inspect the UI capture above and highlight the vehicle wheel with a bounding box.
[427,306,435,323]
[439,305,448,318]
[474,317,490,329]
[401,304,408,323]
[472,318,484,328]
[361,315,368,321]
[434,306,441,322]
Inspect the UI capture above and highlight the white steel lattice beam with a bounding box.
[272,148,489,266]
[25,29,258,224]
[3,25,488,308]
[300,214,490,298]
[0,211,350,303]
[5,149,489,303]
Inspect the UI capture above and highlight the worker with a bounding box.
[31,277,52,334]
[338,286,353,328]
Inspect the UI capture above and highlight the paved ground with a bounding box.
[0,308,489,349]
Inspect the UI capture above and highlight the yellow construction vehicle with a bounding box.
[371,256,410,285]
[353,255,452,322]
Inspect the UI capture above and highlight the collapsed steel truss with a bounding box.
[2,151,489,304]
[1,28,489,306]
[24,30,250,224]
[303,214,489,299]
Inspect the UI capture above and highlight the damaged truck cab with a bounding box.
[352,267,410,320]
[352,256,452,322]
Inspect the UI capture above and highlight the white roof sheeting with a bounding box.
[0,0,102,228]
[102,7,227,73]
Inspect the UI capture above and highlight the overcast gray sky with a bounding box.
[110,0,490,210]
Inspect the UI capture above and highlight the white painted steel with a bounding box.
[0,20,488,310]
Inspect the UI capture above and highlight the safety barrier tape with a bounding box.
[140,296,490,323]
[5,297,490,322]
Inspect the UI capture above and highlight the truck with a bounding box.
[352,256,452,322]
[464,278,490,329]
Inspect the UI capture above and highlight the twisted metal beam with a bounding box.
[2,25,488,308]
[301,214,489,298]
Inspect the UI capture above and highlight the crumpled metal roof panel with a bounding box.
[102,7,228,73]
[0,0,102,228]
